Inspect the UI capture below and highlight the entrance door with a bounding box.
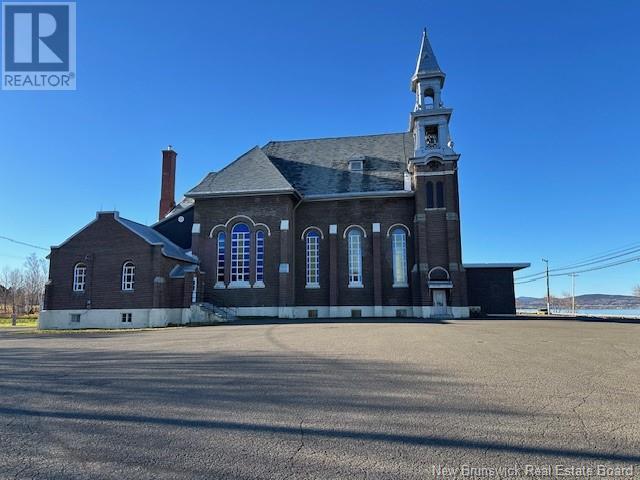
[433,290,447,316]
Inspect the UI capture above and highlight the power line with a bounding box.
[515,243,640,280]
[515,254,640,284]
[0,235,48,251]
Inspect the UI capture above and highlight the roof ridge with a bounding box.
[117,217,196,263]
[264,131,408,146]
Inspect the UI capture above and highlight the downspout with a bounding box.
[290,192,304,306]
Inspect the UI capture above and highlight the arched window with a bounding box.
[436,181,445,208]
[347,228,363,287]
[73,263,86,292]
[305,230,320,287]
[231,223,250,284]
[216,232,225,285]
[426,181,435,209]
[122,261,135,291]
[423,88,434,109]
[391,228,408,287]
[255,231,265,284]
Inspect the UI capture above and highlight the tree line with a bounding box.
[0,253,48,318]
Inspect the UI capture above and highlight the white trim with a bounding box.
[415,170,455,177]
[305,283,321,289]
[279,263,290,273]
[385,223,411,237]
[214,282,226,289]
[393,283,409,288]
[342,225,367,239]
[191,223,201,234]
[428,266,450,281]
[253,281,265,289]
[38,308,186,329]
[329,224,338,235]
[348,283,364,289]
[372,223,381,233]
[280,220,289,231]
[228,281,251,289]
[39,305,471,325]
[208,215,272,238]
[464,263,530,271]
[300,226,325,240]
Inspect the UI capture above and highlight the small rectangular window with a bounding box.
[121,313,132,323]
[349,160,363,172]
[70,313,81,323]
[351,309,362,318]
[396,309,407,318]
[308,309,318,318]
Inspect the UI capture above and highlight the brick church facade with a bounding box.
[40,31,528,329]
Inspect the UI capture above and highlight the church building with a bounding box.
[39,31,528,329]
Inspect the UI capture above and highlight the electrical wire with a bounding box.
[0,235,48,251]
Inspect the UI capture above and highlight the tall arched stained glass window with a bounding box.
[391,228,408,286]
[255,231,265,283]
[347,228,363,287]
[231,223,250,284]
[216,232,225,285]
[306,230,320,287]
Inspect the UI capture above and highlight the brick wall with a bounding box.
[466,267,516,314]
[295,197,415,307]
[45,213,191,310]
[192,195,295,308]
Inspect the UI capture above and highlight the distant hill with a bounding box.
[517,294,640,309]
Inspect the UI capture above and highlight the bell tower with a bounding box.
[408,29,467,317]
[410,29,457,161]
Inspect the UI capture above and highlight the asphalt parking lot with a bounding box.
[0,319,638,479]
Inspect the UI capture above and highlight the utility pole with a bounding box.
[542,258,550,315]
[571,273,578,316]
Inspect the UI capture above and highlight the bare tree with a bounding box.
[559,291,573,310]
[634,285,640,297]
[0,266,10,314]
[7,268,24,325]
[23,253,47,313]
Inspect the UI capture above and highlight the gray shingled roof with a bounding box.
[187,146,295,197]
[414,29,444,77]
[118,217,197,263]
[153,197,194,226]
[263,133,412,196]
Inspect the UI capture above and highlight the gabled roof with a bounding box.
[263,132,412,197]
[50,212,198,264]
[186,146,295,198]
[118,217,197,263]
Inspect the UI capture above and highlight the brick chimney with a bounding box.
[159,146,177,220]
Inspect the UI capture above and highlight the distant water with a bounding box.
[518,308,640,318]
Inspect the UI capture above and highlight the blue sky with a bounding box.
[1,0,639,298]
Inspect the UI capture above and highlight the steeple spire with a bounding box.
[408,29,457,161]
[412,28,445,91]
